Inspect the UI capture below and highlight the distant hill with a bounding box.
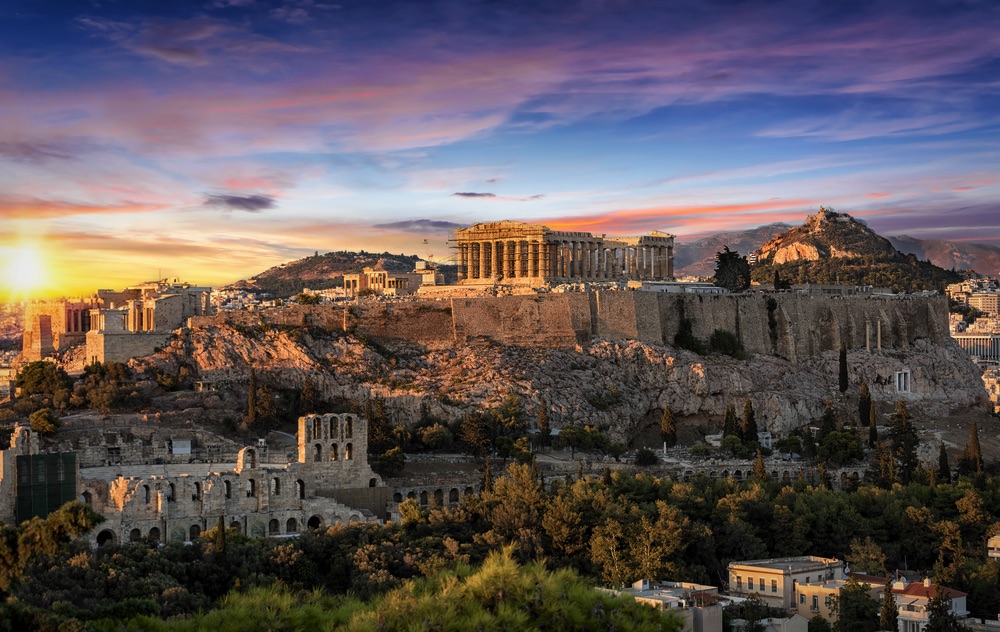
[674,223,792,278]
[228,251,422,297]
[889,236,1000,277]
[749,208,961,292]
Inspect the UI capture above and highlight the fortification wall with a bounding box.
[87,331,171,364]
[187,292,951,361]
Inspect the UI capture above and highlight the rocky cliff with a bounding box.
[142,300,986,439]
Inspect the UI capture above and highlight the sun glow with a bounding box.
[1,243,50,302]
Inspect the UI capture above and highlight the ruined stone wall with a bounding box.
[451,295,578,347]
[86,330,171,364]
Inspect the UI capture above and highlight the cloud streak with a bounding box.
[203,193,276,212]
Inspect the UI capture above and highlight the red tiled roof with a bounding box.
[892,583,966,599]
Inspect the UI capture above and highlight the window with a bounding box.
[736,576,743,590]
[805,576,810,584]
[812,596,819,611]
[747,576,753,591]
[771,579,778,593]
[224,480,232,499]
[759,578,764,591]
[193,482,202,501]
[800,594,806,605]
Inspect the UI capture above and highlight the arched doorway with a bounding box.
[268,519,279,535]
[148,527,161,543]
[96,530,117,547]
[129,528,142,543]
[286,518,298,533]
[189,524,201,541]
[307,515,323,530]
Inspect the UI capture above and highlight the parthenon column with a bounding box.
[477,243,485,279]
[516,240,525,278]
[458,244,468,280]
[493,241,502,278]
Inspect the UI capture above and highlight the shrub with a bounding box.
[634,448,660,466]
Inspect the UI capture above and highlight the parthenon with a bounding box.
[453,220,674,285]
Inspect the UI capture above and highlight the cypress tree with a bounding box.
[890,400,918,485]
[722,404,738,438]
[970,421,984,477]
[741,399,758,443]
[859,382,871,428]
[660,404,676,448]
[839,343,849,393]
[938,443,951,483]
[879,578,898,631]
[481,455,493,493]
[753,448,769,481]
[818,401,837,440]
[246,367,257,426]
[868,403,877,448]
[537,398,551,449]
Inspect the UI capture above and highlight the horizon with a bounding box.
[2,0,999,301]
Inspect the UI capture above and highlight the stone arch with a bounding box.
[419,491,428,506]
[406,491,416,500]
[96,530,117,547]
[247,478,257,498]
[329,417,336,438]
[129,528,142,543]
[286,517,298,533]
[345,416,354,439]
[349,514,360,523]
[433,489,444,505]
[189,524,201,540]
[224,480,232,499]
[734,470,743,480]
[313,443,323,462]
[193,482,202,500]
[148,527,161,542]
[272,477,281,495]
[307,515,323,530]
[229,521,241,532]
[345,443,353,460]
[393,492,403,503]
[167,483,176,502]
[369,478,377,488]
[268,519,279,535]
[81,490,93,505]
[143,485,151,504]
[464,486,474,496]
[449,488,459,503]
[296,479,305,499]
[312,417,321,439]
[721,470,729,478]
[236,447,258,471]
[330,443,338,461]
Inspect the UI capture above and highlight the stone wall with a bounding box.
[87,330,172,364]
[189,292,951,361]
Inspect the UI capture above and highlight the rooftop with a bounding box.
[728,556,842,573]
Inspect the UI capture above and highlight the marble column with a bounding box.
[458,244,468,280]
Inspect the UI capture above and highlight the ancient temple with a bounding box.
[452,221,674,285]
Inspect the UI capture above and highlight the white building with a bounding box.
[892,579,968,632]
[727,556,844,609]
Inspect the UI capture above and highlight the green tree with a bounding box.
[741,399,758,443]
[635,448,659,466]
[300,376,317,413]
[752,449,769,481]
[537,398,552,449]
[889,400,918,484]
[879,578,898,631]
[938,443,951,483]
[713,246,751,293]
[722,404,738,438]
[839,343,849,393]
[808,615,832,632]
[15,361,72,398]
[295,292,320,305]
[245,367,257,426]
[858,382,872,428]
[846,536,886,574]
[832,578,879,632]
[925,593,963,632]
[660,405,676,448]
[868,403,877,448]
[377,447,406,477]
[27,408,59,435]
[968,421,984,477]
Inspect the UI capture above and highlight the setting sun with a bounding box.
[1,243,49,301]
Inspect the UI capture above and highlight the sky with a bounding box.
[1,0,998,299]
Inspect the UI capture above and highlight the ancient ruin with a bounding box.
[0,413,395,547]
[453,220,674,285]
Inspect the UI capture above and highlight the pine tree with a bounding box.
[660,404,676,448]
[938,443,951,483]
[879,578,898,631]
[839,343,849,393]
[722,404,738,438]
[859,382,871,427]
[868,403,877,448]
[741,400,758,444]
[537,398,551,449]
[819,402,837,440]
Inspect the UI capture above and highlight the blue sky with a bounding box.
[0,0,998,295]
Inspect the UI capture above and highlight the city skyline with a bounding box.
[1,0,998,300]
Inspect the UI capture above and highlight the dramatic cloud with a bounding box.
[373,219,464,233]
[203,193,276,212]
[453,192,497,198]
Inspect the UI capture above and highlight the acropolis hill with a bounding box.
[154,289,983,439]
